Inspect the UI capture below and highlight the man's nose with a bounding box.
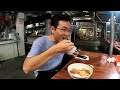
[64,31,71,36]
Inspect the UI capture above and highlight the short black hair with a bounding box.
[51,14,71,28]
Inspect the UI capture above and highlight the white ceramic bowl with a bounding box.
[67,63,93,79]
[67,47,77,55]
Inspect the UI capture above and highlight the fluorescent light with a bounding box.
[107,31,110,32]
[85,15,89,16]
[83,11,89,13]
[35,23,39,27]
[26,24,33,29]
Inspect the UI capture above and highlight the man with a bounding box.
[23,14,78,79]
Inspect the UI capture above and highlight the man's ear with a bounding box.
[50,26,55,34]
[50,26,54,30]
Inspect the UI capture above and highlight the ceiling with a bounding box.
[95,11,111,23]
[63,11,111,23]
[0,11,112,23]
[24,11,111,21]
[22,11,113,25]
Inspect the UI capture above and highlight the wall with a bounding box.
[0,12,25,61]
[16,12,25,56]
[0,41,18,61]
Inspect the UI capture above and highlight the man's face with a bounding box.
[52,20,71,43]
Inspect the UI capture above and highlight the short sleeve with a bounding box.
[27,38,43,57]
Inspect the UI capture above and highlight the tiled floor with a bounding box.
[0,56,36,79]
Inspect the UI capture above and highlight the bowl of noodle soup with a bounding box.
[67,63,93,79]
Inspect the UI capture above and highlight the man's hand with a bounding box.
[55,40,75,53]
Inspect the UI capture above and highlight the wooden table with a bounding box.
[51,51,120,79]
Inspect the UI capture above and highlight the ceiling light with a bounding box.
[85,15,89,16]
[83,11,89,13]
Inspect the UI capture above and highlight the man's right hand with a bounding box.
[54,40,75,53]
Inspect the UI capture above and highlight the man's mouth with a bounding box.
[63,37,68,40]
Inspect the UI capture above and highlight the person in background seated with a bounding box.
[23,14,79,79]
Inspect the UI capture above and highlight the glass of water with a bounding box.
[100,54,108,64]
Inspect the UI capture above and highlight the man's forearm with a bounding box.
[23,45,58,74]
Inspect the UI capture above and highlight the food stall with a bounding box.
[0,12,25,61]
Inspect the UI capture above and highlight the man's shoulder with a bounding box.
[35,36,48,42]
[31,36,47,45]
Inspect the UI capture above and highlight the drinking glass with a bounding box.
[100,54,108,64]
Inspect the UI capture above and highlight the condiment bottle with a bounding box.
[115,55,120,66]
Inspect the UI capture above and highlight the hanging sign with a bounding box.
[19,18,24,24]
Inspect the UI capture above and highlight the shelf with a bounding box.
[0,40,20,45]
[79,26,94,29]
